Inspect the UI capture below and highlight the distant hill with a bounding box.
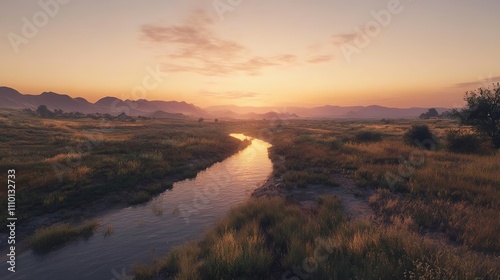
[0,87,207,117]
[0,87,27,109]
[205,104,448,119]
[0,86,448,119]
[208,109,299,120]
[149,110,185,119]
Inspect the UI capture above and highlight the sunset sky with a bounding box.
[1,0,499,108]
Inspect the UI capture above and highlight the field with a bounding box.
[135,118,500,279]
[0,109,247,247]
[1,110,498,278]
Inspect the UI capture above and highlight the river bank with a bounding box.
[0,115,250,254]
[2,134,272,280]
[132,119,499,279]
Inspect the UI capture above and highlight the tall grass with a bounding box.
[134,196,498,279]
[29,220,100,253]
[234,119,499,253]
[0,112,247,237]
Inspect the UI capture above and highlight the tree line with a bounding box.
[23,105,146,122]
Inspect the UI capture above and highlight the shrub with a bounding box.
[403,125,437,150]
[446,130,481,154]
[354,130,383,143]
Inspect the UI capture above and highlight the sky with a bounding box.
[1,0,499,108]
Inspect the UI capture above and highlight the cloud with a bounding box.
[454,76,500,88]
[200,90,261,99]
[307,43,325,53]
[331,33,358,46]
[141,10,298,76]
[307,55,334,64]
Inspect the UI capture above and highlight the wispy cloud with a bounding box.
[141,10,298,76]
[307,55,334,64]
[454,76,500,88]
[200,90,261,99]
[331,33,358,46]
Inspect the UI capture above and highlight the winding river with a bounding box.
[4,134,272,280]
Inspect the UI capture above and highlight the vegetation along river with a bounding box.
[3,134,272,280]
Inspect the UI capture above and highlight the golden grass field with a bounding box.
[135,118,499,279]
[0,109,498,279]
[0,109,247,250]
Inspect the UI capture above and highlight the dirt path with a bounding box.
[253,173,375,220]
[253,173,477,254]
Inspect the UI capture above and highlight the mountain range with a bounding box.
[0,87,208,117]
[0,87,448,119]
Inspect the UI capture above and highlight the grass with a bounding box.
[103,225,114,237]
[0,109,248,236]
[231,119,499,253]
[131,118,495,279]
[2,110,499,277]
[129,191,153,205]
[354,130,383,143]
[134,196,498,279]
[29,220,100,253]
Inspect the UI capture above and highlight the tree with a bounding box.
[438,110,453,119]
[419,108,439,119]
[446,129,481,154]
[22,108,36,116]
[198,117,204,123]
[451,83,500,148]
[36,105,53,118]
[54,109,64,115]
[403,125,438,150]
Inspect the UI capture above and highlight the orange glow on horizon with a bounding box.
[1,1,499,108]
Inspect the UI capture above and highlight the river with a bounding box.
[3,134,272,280]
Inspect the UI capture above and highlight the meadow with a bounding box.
[1,109,498,278]
[135,118,499,279]
[0,109,247,249]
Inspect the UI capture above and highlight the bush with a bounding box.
[354,130,383,143]
[403,125,437,150]
[446,130,481,154]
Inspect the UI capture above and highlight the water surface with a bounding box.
[4,134,272,280]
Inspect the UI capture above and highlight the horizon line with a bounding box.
[0,86,452,110]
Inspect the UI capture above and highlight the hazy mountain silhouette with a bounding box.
[205,104,448,119]
[1,86,448,119]
[27,92,97,113]
[0,87,98,113]
[149,110,185,119]
[0,87,207,117]
[0,87,27,108]
[207,109,299,120]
